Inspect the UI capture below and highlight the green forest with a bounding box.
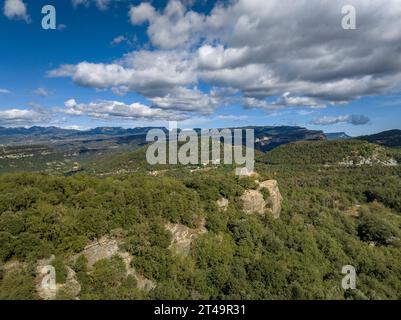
[0,140,400,300]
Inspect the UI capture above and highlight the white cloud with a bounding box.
[129,2,156,25]
[3,0,30,22]
[61,125,86,130]
[0,88,11,94]
[71,0,113,10]
[49,49,197,98]
[110,35,126,46]
[71,0,88,8]
[216,114,248,121]
[149,87,220,114]
[34,87,50,97]
[50,0,401,116]
[61,98,188,121]
[197,44,251,70]
[0,108,49,125]
[130,0,205,49]
[310,114,370,126]
[244,93,325,110]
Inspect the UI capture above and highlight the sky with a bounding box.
[1,0,401,136]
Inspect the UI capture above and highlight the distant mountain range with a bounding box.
[1,125,400,174]
[248,126,326,151]
[0,126,167,148]
[325,132,352,140]
[0,125,326,152]
[0,126,163,139]
[1,125,400,151]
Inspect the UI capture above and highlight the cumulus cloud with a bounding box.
[149,87,220,114]
[129,0,204,49]
[310,114,370,126]
[50,0,401,116]
[33,87,50,97]
[129,2,156,25]
[244,92,325,110]
[60,99,188,121]
[48,50,203,108]
[197,44,251,70]
[0,108,49,126]
[3,0,30,22]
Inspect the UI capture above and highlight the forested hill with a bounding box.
[357,129,401,148]
[1,140,401,299]
[258,140,401,166]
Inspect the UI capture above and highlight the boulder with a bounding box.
[258,180,283,219]
[240,190,266,215]
[240,179,283,218]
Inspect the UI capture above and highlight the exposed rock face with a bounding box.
[241,190,266,215]
[59,267,81,298]
[36,256,81,300]
[134,272,157,292]
[36,266,57,300]
[72,236,156,293]
[165,220,207,256]
[241,179,283,218]
[118,252,156,292]
[258,180,283,219]
[339,145,399,167]
[80,236,119,268]
[216,197,229,211]
[237,168,259,177]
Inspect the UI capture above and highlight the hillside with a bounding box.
[250,126,326,152]
[1,130,401,300]
[1,145,401,299]
[0,125,325,174]
[357,129,401,148]
[259,140,400,166]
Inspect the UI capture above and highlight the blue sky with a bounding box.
[1,0,401,136]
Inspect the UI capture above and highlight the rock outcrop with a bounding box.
[241,190,266,215]
[241,179,283,218]
[165,219,207,256]
[216,197,229,211]
[258,180,283,219]
[35,235,157,299]
[80,236,120,268]
[118,252,156,292]
[36,255,81,300]
[79,236,156,292]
